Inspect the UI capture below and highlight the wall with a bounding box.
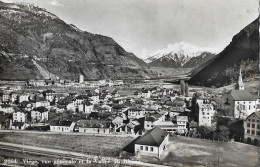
[135,144,159,157]
[79,127,110,134]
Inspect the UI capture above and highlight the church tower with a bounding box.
[237,68,245,90]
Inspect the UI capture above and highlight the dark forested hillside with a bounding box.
[189,18,259,87]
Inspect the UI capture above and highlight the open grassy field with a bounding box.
[151,67,192,78]
[0,132,133,157]
[136,136,259,167]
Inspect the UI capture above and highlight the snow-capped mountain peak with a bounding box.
[145,42,217,63]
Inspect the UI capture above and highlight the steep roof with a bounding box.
[135,127,168,147]
[229,90,255,101]
[246,111,260,120]
[33,106,48,113]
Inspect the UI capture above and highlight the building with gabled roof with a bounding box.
[134,127,168,158]
[244,111,260,146]
[78,119,111,134]
[221,70,257,119]
[221,89,257,119]
[50,120,75,132]
[31,106,49,123]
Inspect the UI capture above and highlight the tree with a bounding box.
[180,80,185,95]
[229,120,244,142]
[214,125,230,141]
[185,83,189,97]
[197,126,214,139]
[237,104,246,119]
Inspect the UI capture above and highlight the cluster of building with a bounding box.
[0,68,260,157]
[27,75,125,88]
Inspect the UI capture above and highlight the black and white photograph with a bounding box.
[0,0,259,166]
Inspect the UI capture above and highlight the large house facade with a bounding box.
[244,111,260,146]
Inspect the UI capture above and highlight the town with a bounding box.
[0,68,259,166]
[0,0,258,166]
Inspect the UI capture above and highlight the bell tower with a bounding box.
[237,68,245,90]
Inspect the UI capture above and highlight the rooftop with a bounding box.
[228,90,255,101]
[135,127,168,147]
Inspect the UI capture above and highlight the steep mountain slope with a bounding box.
[189,18,259,87]
[145,42,216,68]
[0,1,156,80]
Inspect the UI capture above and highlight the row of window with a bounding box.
[237,101,253,104]
[248,119,260,122]
[140,146,153,152]
[247,123,260,129]
[52,127,69,131]
[247,129,260,136]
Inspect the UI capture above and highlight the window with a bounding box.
[140,146,143,150]
[203,112,205,115]
[249,119,251,121]
[252,130,255,135]
[252,119,255,122]
[150,147,153,152]
[247,123,250,127]
[145,147,148,151]
[257,131,260,136]
[252,124,255,128]
[247,129,250,134]
[257,120,260,122]
[257,125,260,129]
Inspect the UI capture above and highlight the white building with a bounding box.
[0,104,14,114]
[79,75,84,83]
[31,107,49,122]
[50,120,75,132]
[221,69,257,119]
[18,94,30,103]
[177,116,188,134]
[134,127,168,158]
[13,111,26,123]
[198,103,216,127]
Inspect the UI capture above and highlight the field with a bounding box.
[151,67,192,78]
[136,136,259,167]
[0,132,133,157]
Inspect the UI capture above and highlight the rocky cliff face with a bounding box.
[189,18,259,87]
[0,1,156,80]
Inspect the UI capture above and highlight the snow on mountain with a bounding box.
[145,42,217,64]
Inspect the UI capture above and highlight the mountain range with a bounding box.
[189,18,259,87]
[145,42,216,68]
[0,1,156,81]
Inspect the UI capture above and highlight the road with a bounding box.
[0,141,170,167]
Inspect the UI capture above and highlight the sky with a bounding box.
[2,0,259,59]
